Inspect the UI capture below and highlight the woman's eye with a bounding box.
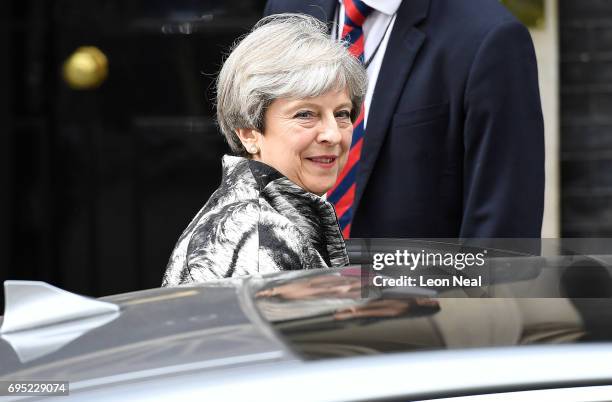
[336,110,352,119]
[294,111,315,119]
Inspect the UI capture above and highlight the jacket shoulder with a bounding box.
[432,0,523,37]
[189,200,261,252]
[186,198,313,280]
[442,0,517,23]
[184,200,261,279]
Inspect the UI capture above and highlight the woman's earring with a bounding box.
[249,145,259,154]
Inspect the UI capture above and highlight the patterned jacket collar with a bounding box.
[221,155,349,267]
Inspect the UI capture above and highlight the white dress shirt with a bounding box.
[335,0,402,126]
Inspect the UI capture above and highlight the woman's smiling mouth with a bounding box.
[306,155,338,168]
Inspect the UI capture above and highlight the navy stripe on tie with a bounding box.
[344,14,359,28]
[343,29,363,46]
[328,162,358,204]
[351,120,365,146]
[339,205,354,227]
[352,0,372,17]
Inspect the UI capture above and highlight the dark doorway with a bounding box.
[1,0,266,305]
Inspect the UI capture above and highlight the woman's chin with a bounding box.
[305,179,337,197]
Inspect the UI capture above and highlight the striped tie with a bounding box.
[327,0,372,238]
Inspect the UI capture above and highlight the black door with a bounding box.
[2,0,265,302]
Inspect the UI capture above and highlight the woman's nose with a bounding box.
[317,117,342,144]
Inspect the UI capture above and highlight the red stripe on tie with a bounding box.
[345,0,367,27]
[329,109,364,193]
[354,108,365,127]
[335,183,356,221]
[328,137,363,195]
[346,137,364,171]
[342,24,354,39]
[348,35,364,58]
[342,223,352,239]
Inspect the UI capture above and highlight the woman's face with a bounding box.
[250,89,354,196]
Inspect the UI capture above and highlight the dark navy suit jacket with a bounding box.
[264,0,545,238]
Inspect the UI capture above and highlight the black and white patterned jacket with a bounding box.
[162,155,349,286]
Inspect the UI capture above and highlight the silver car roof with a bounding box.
[0,280,296,382]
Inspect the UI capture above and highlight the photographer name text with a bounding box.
[373,275,482,287]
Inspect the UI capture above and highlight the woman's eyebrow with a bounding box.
[282,101,353,114]
[285,101,319,110]
[287,101,353,110]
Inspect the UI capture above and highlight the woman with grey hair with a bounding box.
[162,14,367,286]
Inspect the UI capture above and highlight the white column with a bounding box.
[528,0,560,237]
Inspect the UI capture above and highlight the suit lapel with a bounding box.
[353,0,430,213]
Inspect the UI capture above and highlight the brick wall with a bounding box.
[560,0,612,235]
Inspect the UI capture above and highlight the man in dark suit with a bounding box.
[264,0,544,238]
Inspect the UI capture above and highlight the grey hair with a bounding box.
[216,13,368,156]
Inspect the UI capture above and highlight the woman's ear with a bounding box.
[236,128,262,156]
